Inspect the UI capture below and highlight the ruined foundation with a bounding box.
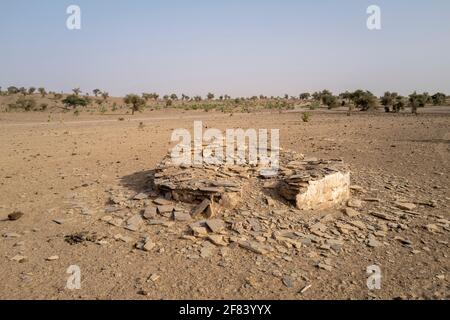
[153,148,350,211]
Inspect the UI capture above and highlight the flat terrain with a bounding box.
[0,108,449,299]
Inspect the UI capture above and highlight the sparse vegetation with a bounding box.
[62,95,89,109]
[124,94,146,115]
[302,112,311,122]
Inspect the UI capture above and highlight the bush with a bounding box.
[302,112,311,122]
[431,92,447,106]
[321,94,338,109]
[351,90,378,111]
[124,94,146,115]
[8,97,37,111]
[62,95,89,108]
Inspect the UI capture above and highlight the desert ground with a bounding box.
[0,107,449,300]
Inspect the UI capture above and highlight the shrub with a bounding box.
[380,92,398,112]
[321,94,338,109]
[8,96,37,111]
[431,92,447,106]
[124,94,146,115]
[62,95,88,108]
[299,93,310,100]
[7,86,19,95]
[350,90,378,111]
[38,87,47,97]
[302,112,311,122]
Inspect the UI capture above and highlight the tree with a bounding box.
[393,96,406,113]
[72,87,81,96]
[19,87,27,95]
[101,91,109,101]
[351,90,378,111]
[321,94,338,109]
[7,86,19,95]
[408,92,428,115]
[9,96,37,111]
[170,93,178,100]
[299,93,310,100]
[28,87,36,95]
[124,94,146,115]
[38,87,47,97]
[93,89,101,97]
[207,92,215,100]
[62,95,88,109]
[431,92,446,106]
[380,91,398,112]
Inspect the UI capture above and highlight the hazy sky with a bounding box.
[1,0,449,97]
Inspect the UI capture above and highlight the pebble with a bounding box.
[46,255,59,261]
[8,211,24,221]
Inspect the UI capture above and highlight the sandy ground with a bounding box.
[0,108,449,300]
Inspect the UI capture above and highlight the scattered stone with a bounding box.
[282,276,294,288]
[135,236,156,251]
[52,218,66,225]
[299,284,312,294]
[207,234,227,246]
[343,207,360,217]
[8,211,24,221]
[157,205,174,215]
[206,219,226,233]
[46,255,59,261]
[133,193,148,200]
[370,211,398,221]
[153,198,171,205]
[114,234,133,243]
[3,232,21,238]
[425,224,440,233]
[317,263,333,271]
[367,234,382,248]
[124,214,144,231]
[149,274,160,282]
[143,206,157,219]
[173,211,192,222]
[347,199,362,208]
[11,255,27,263]
[191,199,211,217]
[394,202,416,211]
[238,240,270,255]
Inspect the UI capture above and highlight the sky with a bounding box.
[0,0,449,97]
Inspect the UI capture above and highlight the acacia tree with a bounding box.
[349,90,378,111]
[431,92,447,106]
[299,93,310,100]
[28,87,36,95]
[38,87,47,97]
[380,92,398,112]
[124,94,146,115]
[93,89,101,97]
[207,92,215,100]
[393,96,406,113]
[62,94,88,109]
[408,92,428,115]
[7,86,19,95]
[101,91,109,101]
[72,87,81,96]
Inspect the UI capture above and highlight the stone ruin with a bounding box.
[152,147,350,216]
